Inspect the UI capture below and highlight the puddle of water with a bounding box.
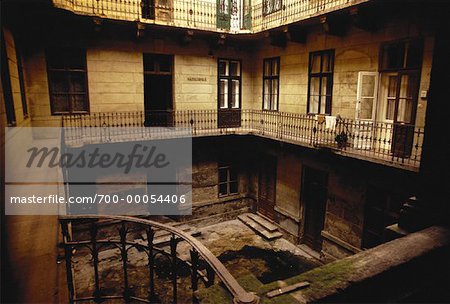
[217,245,319,284]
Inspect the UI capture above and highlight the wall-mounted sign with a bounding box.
[187,77,207,82]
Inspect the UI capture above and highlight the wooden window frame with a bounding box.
[379,38,424,72]
[1,31,16,126]
[307,49,334,115]
[262,57,280,111]
[16,46,28,118]
[46,48,89,115]
[218,162,238,197]
[217,58,242,110]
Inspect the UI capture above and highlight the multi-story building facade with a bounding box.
[2,0,449,302]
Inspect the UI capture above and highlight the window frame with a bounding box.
[307,49,335,115]
[1,31,16,126]
[263,0,282,16]
[46,48,90,115]
[218,162,239,197]
[262,57,280,111]
[217,58,242,110]
[379,38,424,73]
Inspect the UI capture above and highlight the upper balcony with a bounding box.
[52,0,369,34]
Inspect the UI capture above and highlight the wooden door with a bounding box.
[218,59,241,128]
[258,155,277,220]
[302,167,328,251]
[143,54,173,127]
[392,72,419,158]
[354,72,378,149]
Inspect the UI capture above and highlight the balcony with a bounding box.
[62,109,424,171]
[51,0,368,33]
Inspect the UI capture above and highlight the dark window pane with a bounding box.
[264,60,270,76]
[271,59,278,76]
[71,72,86,93]
[65,49,85,69]
[406,40,423,69]
[229,181,238,194]
[219,168,228,183]
[143,54,156,72]
[72,95,88,112]
[52,94,70,113]
[159,56,171,72]
[219,183,228,196]
[322,53,331,72]
[382,43,405,70]
[49,72,69,93]
[311,54,321,73]
[230,61,240,76]
[47,50,65,69]
[219,60,228,76]
[229,169,237,181]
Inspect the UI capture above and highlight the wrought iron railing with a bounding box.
[252,0,367,32]
[52,0,368,33]
[62,109,424,170]
[60,215,258,303]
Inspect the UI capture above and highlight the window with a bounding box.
[263,0,282,15]
[218,162,238,197]
[218,59,241,110]
[362,186,406,249]
[263,57,279,111]
[378,39,422,123]
[307,50,334,115]
[380,39,423,71]
[16,47,28,118]
[47,48,89,115]
[1,32,16,126]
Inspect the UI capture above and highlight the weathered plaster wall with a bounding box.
[250,19,434,126]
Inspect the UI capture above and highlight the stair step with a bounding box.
[238,214,282,241]
[247,213,279,232]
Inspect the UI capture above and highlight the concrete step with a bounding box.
[238,214,282,241]
[247,213,279,232]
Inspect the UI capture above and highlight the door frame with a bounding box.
[217,58,242,128]
[143,53,175,126]
[257,154,277,220]
[300,166,328,251]
[354,71,379,149]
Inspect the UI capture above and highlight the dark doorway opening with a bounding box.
[143,54,173,127]
[302,166,328,251]
[258,155,277,220]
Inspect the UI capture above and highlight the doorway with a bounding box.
[302,166,328,251]
[354,71,378,149]
[258,155,277,220]
[379,72,419,157]
[218,59,241,128]
[143,53,173,127]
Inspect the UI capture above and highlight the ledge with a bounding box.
[274,205,301,223]
[292,225,450,303]
[321,230,362,254]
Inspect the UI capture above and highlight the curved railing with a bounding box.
[60,215,258,303]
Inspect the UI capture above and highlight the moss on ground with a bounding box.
[197,258,355,303]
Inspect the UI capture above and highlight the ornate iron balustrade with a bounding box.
[52,0,368,33]
[62,109,424,170]
[60,215,258,303]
